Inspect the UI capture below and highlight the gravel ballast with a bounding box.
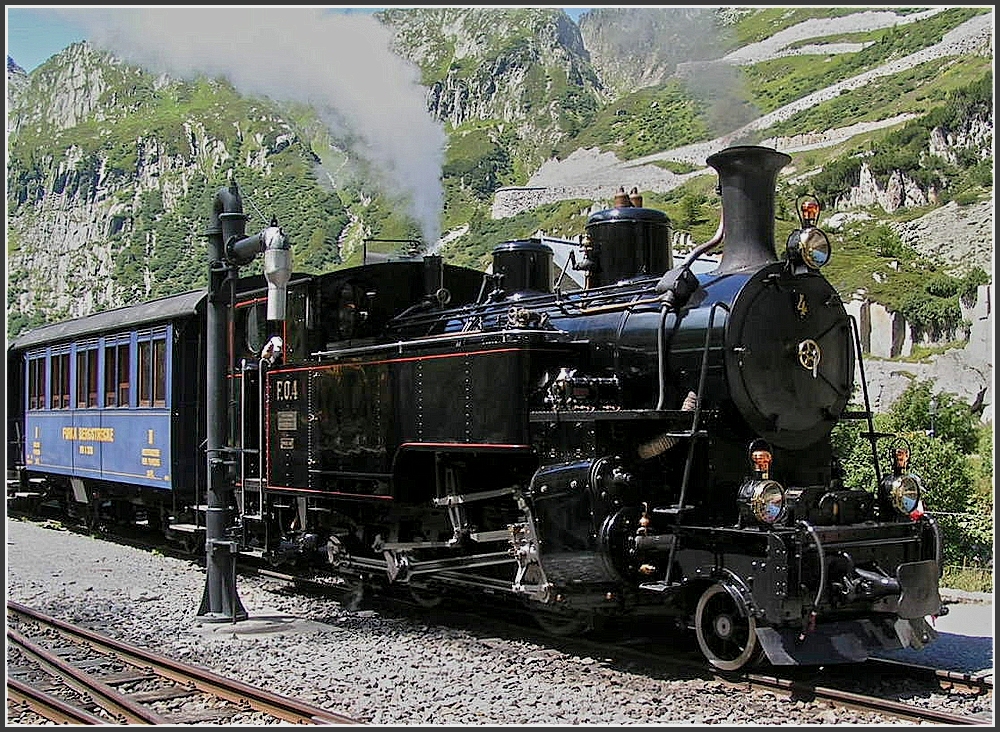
[5,517,993,725]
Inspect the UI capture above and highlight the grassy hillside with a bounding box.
[6,7,994,342]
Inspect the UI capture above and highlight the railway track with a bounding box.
[743,666,992,726]
[249,565,994,726]
[6,600,361,725]
[8,512,993,725]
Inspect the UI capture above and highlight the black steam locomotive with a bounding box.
[7,145,945,671]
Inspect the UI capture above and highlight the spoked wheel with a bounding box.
[531,606,593,637]
[694,583,763,672]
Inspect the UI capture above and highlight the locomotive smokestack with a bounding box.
[706,145,790,275]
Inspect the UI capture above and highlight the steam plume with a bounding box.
[58,7,445,244]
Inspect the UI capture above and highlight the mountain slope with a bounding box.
[516,9,992,206]
[6,7,994,379]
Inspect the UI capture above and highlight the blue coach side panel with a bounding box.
[21,345,175,491]
[98,410,174,488]
[22,412,171,489]
[14,291,203,494]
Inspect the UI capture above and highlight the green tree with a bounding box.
[679,193,705,229]
[885,379,980,455]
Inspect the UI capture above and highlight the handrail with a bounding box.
[662,300,730,586]
[312,328,568,359]
[847,313,882,484]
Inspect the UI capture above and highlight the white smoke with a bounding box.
[58,7,445,245]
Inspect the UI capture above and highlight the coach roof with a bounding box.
[9,290,205,350]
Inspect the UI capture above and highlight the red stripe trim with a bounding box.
[266,485,393,500]
[399,442,532,451]
[270,347,525,374]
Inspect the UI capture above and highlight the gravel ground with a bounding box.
[5,517,994,726]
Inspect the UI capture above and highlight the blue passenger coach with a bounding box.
[8,291,206,516]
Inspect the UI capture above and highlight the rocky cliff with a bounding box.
[382,7,603,172]
[5,7,993,421]
[6,42,319,330]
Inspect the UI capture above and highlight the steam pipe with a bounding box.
[681,210,725,269]
[655,213,724,410]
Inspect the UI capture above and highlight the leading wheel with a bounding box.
[694,583,763,672]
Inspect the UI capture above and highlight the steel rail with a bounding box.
[7,627,168,724]
[744,671,991,726]
[8,600,360,725]
[868,656,994,694]
[7,676,114,725]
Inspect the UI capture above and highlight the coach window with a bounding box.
[76,344,99,408]
[137,330,168,408]
[50,350,71,409]
[104,339,131,407]
[27,354,45,411]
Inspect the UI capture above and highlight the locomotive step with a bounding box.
[166,523,205,534]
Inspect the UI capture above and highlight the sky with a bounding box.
[6,6,595,72]
[5,5,594,246]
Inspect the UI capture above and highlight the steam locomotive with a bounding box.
[7,145,945,671]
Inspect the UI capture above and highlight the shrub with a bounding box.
[832,381,990,568]
[885,379,980,455]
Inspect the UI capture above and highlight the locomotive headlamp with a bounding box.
[880,439,924,518]
[786,227,832,270]
[886,474,922,515]
[739,479,785,525]
[786,194,831,270]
